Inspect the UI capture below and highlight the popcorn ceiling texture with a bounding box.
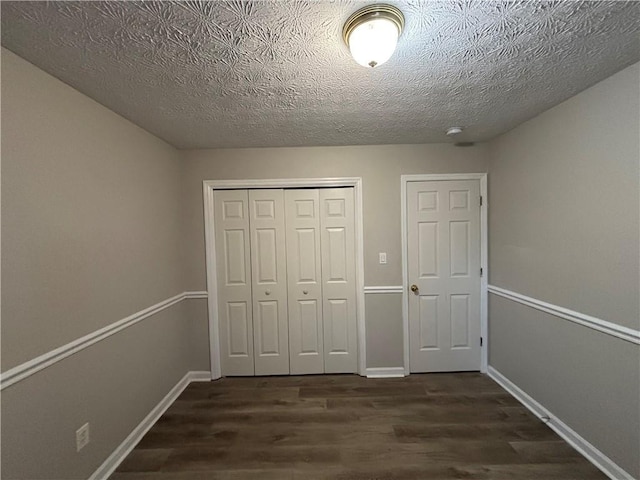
[2,1,639,149]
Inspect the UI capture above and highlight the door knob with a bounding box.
[265,290,271,295]
[410,284,419,293]
[302,290,309,295]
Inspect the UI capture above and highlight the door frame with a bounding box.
[401,173,488,375]
[203,178,366,379]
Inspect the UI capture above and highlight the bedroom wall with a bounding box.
[4,41,637,480]
[1,48,202,479]
[181,144,490,369]
[487,62,640,478]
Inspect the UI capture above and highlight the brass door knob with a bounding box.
[410,284,419,293]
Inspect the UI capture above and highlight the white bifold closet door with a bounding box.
[216,187,357,376]
[285,189,325,375]
[214,189,254,376]
[319,188,358,373]
[248,189,289,375]
[285,188,358,374]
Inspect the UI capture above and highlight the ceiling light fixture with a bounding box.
[343,4,404,68]
[446,127,463,136]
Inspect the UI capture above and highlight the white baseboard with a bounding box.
[365,367,406,378]
[488,366,634,480]
[188,370,213,382]
[89,370,211,480]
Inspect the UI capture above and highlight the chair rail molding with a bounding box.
[488,285,640,345]
[364,286,403,294]
[0,291,209,390]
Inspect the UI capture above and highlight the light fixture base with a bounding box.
[342,4,405,47]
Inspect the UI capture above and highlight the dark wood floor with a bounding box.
[111,373,606,479]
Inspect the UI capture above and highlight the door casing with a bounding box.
[401,174,488,375]
[203,178,366,379]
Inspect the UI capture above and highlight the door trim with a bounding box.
[401,174,488,375]
[203,178,366,379]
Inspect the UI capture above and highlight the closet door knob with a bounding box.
[265,290,271,295]
[303,290,309,295]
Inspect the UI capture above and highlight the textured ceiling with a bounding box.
[2,1,639,149]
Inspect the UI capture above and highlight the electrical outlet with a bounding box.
[76,423,90,452]
[379,252,387,264]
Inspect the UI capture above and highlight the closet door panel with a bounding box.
[285,189,324,374]
[320,188,358,373]
[298,299,321,354]
[255,300,280,354]
[214,189,254,376]
[249,189,289,375]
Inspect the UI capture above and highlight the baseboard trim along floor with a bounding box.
[488,366,633,480]
[364,367,406,378]
[89,370,211,480]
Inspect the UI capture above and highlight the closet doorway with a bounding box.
[203,178,365,379]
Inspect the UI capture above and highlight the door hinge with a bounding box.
[480,267,483,277]
[480,337,483,347]
[480,196,483,206]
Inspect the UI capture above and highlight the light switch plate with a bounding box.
[379,252,387,264]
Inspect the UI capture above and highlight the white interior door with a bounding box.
[285,189,325,374]
[214,189,254,376]
[407,180,481,372]
[320,188,358,373]
[249,189,289,375]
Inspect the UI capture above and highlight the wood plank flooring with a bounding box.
[110,373,606,480]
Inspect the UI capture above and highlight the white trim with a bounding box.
[89,371,211,480]
[0,292,206,390]
[186,370,212,382]
[354,182,366,376]
[365,367,406,378]
[488,285,640,345]
[401,173,488,181]
[479,174,488,373]
[488,367,634,480]
[401,178,410,375]
[184,291,208,299]
[203,181,222,380]
[401,174,488,376]
[203,178,367,377]
[364,286,403,294]
[203,178,362,189]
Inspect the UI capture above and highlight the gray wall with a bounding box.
[1,48,201,479]
[4,44,638,480]
[181,144,490,368]
[487,62,640,478]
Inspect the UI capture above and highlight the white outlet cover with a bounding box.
[76,422,90,452]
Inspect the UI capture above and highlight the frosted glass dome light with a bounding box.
[343,4,404,68]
